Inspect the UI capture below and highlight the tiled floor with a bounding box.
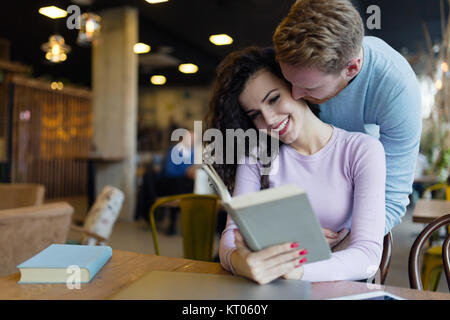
[82,197,449,293]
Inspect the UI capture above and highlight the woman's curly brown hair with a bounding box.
[205,46,319,194]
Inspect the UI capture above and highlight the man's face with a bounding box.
[280,63,348,104]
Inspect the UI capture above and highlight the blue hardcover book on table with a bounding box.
[17,244,112,284]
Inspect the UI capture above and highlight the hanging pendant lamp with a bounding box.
[41,34,71,63]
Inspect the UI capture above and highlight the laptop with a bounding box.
[108,271,311,300]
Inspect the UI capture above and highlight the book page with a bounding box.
[201,164,232,203]
[230,184,304,209]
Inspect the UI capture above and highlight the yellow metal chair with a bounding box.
[149,194,219,262]
[420,182,450,291]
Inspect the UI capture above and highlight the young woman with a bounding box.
[207,47,386,285]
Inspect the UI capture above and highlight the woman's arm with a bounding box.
[218,162,260,273]
[301,136,386,282]
[218,162,308,284]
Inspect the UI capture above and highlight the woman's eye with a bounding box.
[268,94,280,105]
[249,112,260,120]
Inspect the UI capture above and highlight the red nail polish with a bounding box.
[299,258,307,264]
[299,249,308,256]
[290,242,299,248]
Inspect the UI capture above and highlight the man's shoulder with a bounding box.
[363,36,399,58]
[361,36,420,106]
[363,36,416,82]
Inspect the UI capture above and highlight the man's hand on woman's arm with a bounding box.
[322,228,350,249]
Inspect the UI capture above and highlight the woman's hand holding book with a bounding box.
[230,229,308,285]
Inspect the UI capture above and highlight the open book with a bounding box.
[201,164,331,263]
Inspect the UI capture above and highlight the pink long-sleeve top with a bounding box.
[219,126,386,282]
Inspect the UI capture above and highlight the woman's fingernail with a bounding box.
[299,249,308,256]
[290,242,299,248]
[299,258,307,264]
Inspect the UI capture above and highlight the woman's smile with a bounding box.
[272,116,290,136]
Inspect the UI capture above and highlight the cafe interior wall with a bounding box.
[138,86,211,151]
[139,87,210,129]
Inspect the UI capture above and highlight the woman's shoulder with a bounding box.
[335,127,385,156]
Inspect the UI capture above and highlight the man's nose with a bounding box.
[292,86,306,100]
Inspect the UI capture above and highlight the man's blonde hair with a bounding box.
[273,0,364,74]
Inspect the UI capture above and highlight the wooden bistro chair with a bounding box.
[149,194,219,262]
[378,232,393,285]
[409,214,450,291]
[416,181,450,290]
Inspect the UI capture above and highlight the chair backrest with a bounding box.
[444,231,450,291]
[82,185,124,245]
[376,232,393,285]
[0,183,45,210]
[0,202,73,277]
[408,214,450,290]
[149,194,219,261]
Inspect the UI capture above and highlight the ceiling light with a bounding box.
[39,6,68,19]
[51,82,64,90]
[41,35,71,63]
[77,13,101,46]
[145,0,169,4]
[178,63,198,74]
[209,34,233,46]
[441,62,448,73]
[151,75,166,85]
[134,43,151,54]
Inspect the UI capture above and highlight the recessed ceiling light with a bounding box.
[39,6,68,19]
[134,43,151,54]
[178,63,198,74]
[151,75,166,85]
[209,34,233,46]
[145,0,169,4]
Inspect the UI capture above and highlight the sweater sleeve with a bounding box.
[302,136,386,282]
[219,162,261,273]
[377,84,422,233]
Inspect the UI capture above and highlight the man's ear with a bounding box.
[343,59,361,79]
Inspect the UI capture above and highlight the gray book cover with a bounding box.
[228,186,331,263]
[202,164,331,264]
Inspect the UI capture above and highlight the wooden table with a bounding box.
[412,199,450,224]
[1,250,450,300]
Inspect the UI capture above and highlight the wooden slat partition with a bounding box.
[10,75,92,199]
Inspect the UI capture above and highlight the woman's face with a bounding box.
[238,69,310,145]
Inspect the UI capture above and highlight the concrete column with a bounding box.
[92,7,138,220]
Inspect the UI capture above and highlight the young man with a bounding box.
[273,0,421,238]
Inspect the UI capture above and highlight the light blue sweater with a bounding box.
[319,36,422,234]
